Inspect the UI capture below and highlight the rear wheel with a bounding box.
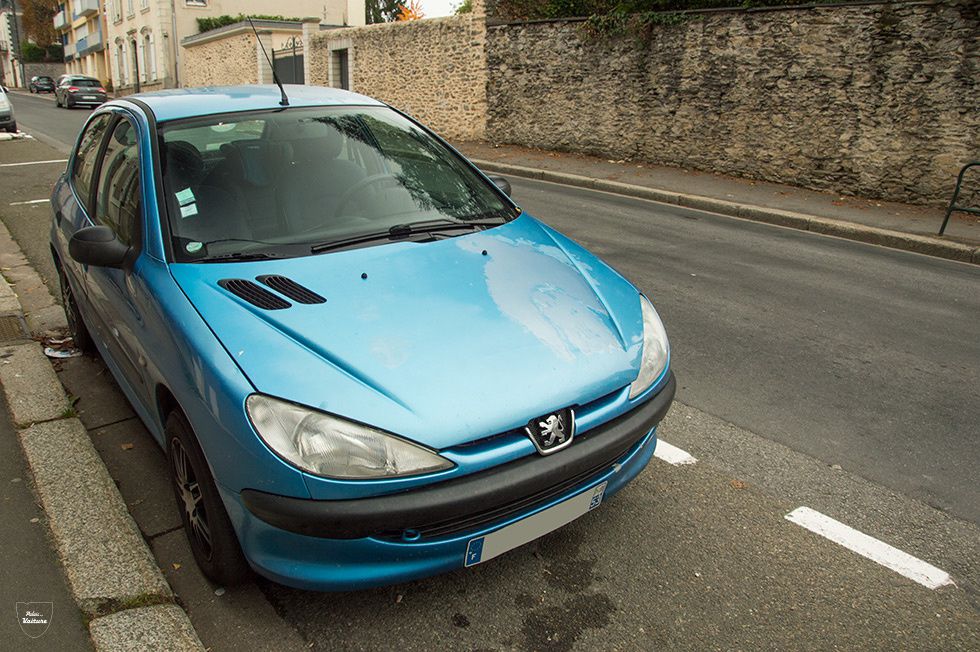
[166,411,251,586]
[5,124,14,133]
[58,265,95,353]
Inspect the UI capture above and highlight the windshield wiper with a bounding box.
[197,252,280,263]
[310,220,489,255]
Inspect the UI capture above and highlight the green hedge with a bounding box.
[20,42,64,63]
[196,14,303,34]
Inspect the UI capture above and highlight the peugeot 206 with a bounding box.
[50,85,675,590]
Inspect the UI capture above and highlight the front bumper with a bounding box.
[231,372,675,590]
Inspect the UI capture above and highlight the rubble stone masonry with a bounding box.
[308,15,488,141]
[486,1,979,204]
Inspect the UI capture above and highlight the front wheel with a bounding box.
[58,265,95,353]
[166,411,251,586]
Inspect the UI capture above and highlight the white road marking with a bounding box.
[0,159,67,167]
[9,199,48,206]
[654,440,698,465]
[785,507,955,589]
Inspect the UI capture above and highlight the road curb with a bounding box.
[0,232,204,649]
[472,159,979,266]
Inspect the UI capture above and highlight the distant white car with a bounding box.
[0,86,16,133]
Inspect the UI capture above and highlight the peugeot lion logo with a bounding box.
[525,407,575,455]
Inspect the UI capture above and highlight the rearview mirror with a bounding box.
[488,175,512,197]
[69,225,130,268]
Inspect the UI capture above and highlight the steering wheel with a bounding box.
[334,174,402,217]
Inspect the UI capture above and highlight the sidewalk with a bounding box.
[457,141,980,262]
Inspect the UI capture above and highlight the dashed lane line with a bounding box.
[0,159,67,167]
[785,506,955,589]
[654,440,698,465]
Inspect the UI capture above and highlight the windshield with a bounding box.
[160,106,516,262]
[72,79,101,87]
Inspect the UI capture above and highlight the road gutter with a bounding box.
[473,159,980,266]
[0,220,204,650]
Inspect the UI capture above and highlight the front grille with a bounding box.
[408,461,612,540]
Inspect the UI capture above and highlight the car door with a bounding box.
[60,112,113,310]
[84,116,152,407]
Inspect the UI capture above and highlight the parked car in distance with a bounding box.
[0,87,15,133]
[54,75,107,109]
[30,75,56,93]
[50,85,675,591]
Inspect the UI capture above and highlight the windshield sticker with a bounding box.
[175,188,195,206]
[185,242,203,253]
[180,203,199,219]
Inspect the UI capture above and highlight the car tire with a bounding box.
[7,124,15,133]
[58,265,96,353]
[166,410,252,587]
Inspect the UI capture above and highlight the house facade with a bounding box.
[104,0,364,94]
[54,0,109,84]
[1,4,22,87]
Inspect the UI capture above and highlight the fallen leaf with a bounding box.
[121,443,134,450]
[730,479,748,490]
[172,563,182,570]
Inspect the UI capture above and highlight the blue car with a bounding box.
[50,85,675,591]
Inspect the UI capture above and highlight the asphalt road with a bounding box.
[7,91,92,154]
[1,97,978,649]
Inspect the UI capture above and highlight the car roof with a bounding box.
[116,84,386,123]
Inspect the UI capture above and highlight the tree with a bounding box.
[455,0,473,13]
[18,0,59,46]
[365,0,402,23]
[396,0,425,20]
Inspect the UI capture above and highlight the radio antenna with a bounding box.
[248,16,289,107]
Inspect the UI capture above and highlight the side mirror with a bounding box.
[69,225,130,268]
[488,175,512,197]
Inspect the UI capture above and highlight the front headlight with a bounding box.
[628,295,670,399]
[246,395,454,479]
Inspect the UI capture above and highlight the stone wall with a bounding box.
[182,33,258,88]
[486,1,979,204]
[308,15,488,141]
[23,63,67,83]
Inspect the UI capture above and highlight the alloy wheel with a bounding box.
[170,437,213,560]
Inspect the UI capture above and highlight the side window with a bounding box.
[71,114,112,210]
[94,120,141,247]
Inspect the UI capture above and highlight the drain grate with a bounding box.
[0,315,28,343]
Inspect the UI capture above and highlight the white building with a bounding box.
[1,4,23,87]
[105,0,364,94]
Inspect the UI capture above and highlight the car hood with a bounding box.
[170,215,644,450]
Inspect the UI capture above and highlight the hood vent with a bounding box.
[256,275,326,305]
[218,279,291,310]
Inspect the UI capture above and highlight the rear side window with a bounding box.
[72,114,112,210]
[94,121,141,247]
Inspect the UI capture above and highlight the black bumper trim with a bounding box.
[242,372,676,540]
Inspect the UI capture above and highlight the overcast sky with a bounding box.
[419,0,459,17]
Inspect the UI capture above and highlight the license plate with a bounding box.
[464,481,607,567]
[83,96,97,100]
